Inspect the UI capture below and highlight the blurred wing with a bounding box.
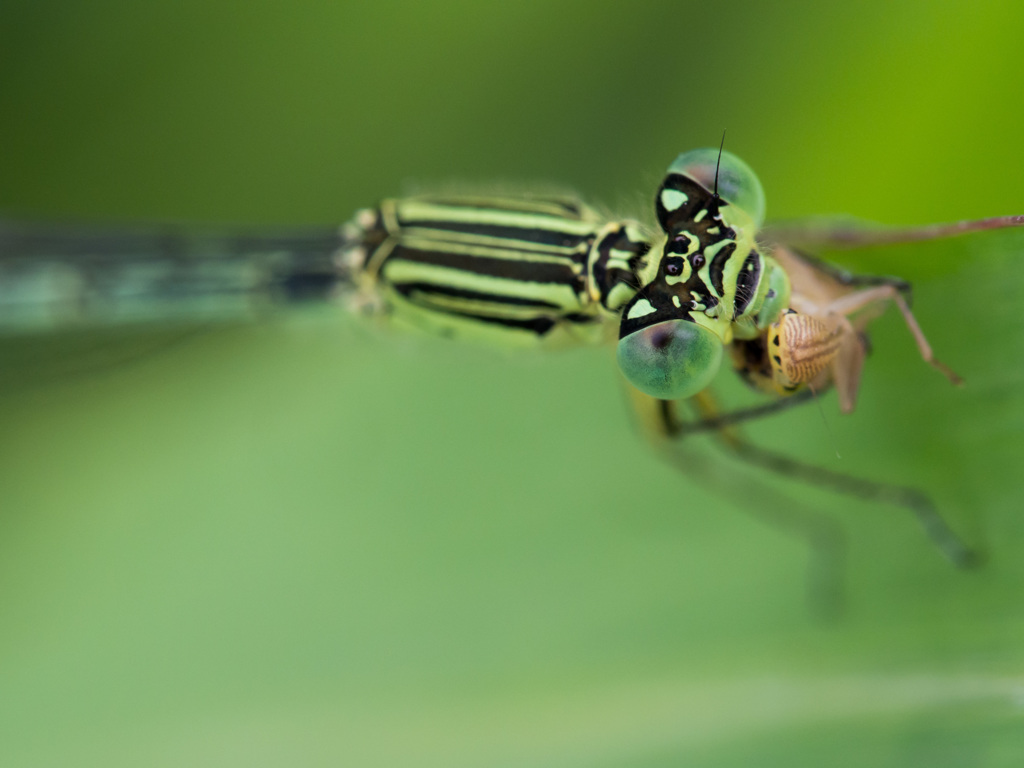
[0,218,348,334]
[0,218,350,389]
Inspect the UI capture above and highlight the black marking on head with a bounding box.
[666,235,690,254]
[708,242,736,296]
[618,285,698,339]
[655,174,725,234]
[665,257,684,276]
[732,249,763,318]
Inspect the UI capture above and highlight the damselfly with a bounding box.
[3,149,1021,566]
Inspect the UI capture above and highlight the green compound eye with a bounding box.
[616,320,724,400]
[668,148,766,227]
[756,260,792,330]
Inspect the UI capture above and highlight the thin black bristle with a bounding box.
[714,130,726,198]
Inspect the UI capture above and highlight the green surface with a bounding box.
[2,2,1024,766]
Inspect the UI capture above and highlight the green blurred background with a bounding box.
[2,1,1024,765]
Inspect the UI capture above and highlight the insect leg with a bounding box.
[664,389,816,437]
[821,284,962,384]
[679,389,978,568]
[762,215,1024,251]
[633,384,980,567]
[627,388,848,614]
[722,439,980,568]
[781,247,912,297]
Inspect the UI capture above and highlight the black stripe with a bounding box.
[393,281,563,309]
[416,303,560,336]
[590,225,648,310]
[733,249,763,317]
[384,244,585,288]
[708,242,736,296]
[397,219,593,249]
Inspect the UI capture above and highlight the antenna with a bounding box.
[714,130,726,198]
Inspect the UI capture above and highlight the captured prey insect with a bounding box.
[3,149,1022,564]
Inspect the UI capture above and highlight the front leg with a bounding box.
[626,386,848,615]
[819,283,962,385]
[630,386,979,568]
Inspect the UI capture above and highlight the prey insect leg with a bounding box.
[762,215,1024,251]
[820,284,962,385]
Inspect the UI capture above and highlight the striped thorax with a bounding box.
[344,195,651,346]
